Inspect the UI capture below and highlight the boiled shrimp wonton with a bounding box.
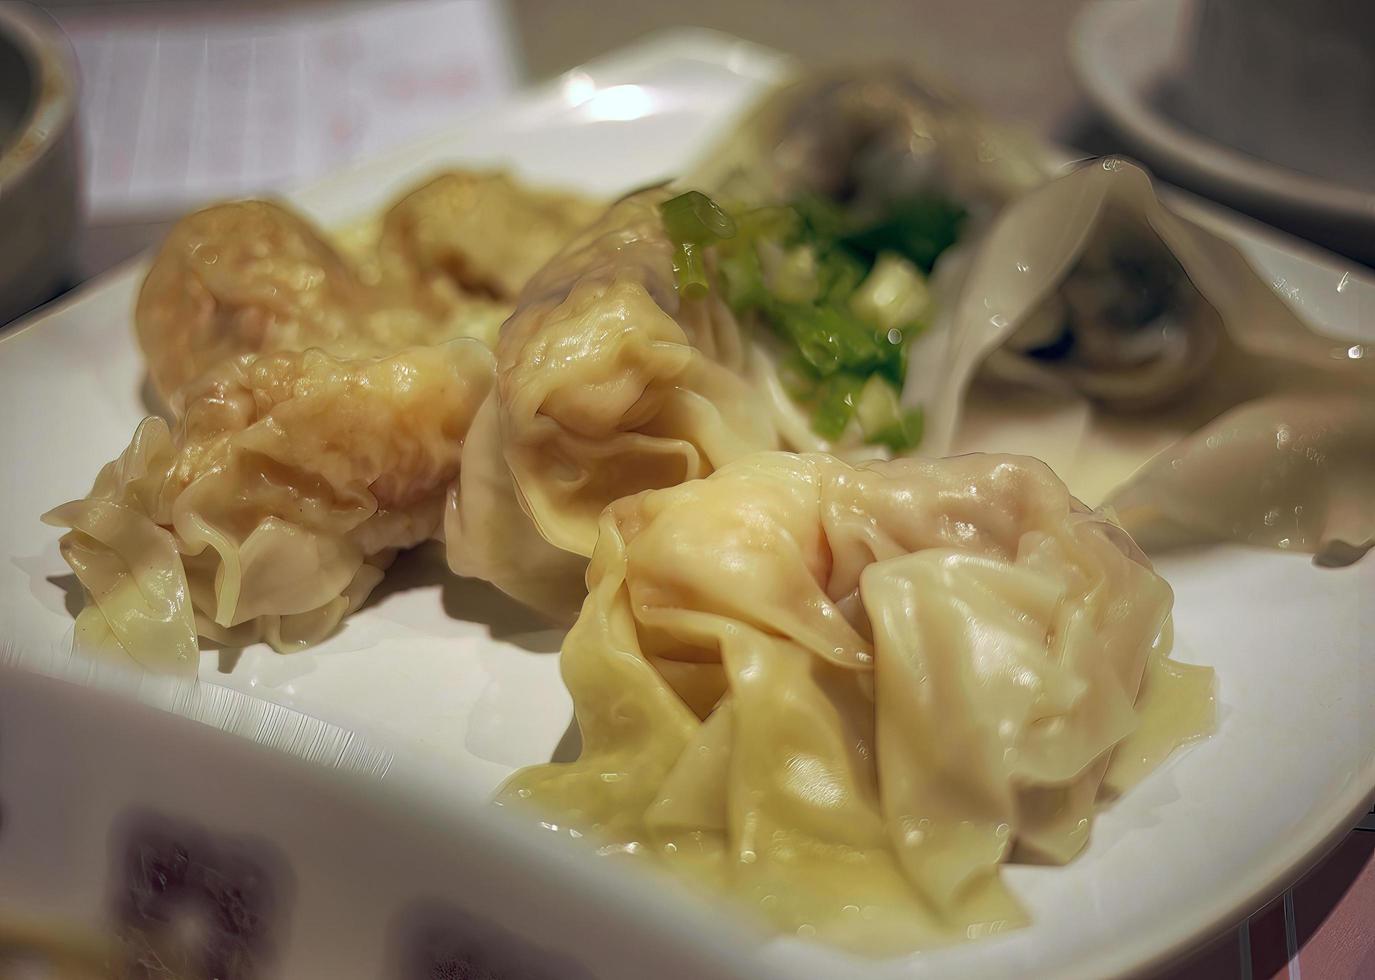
[501,451,1214,952]
[446,188,788,620]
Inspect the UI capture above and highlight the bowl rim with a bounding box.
[1068,0,1375,227]
[0,3,79,187]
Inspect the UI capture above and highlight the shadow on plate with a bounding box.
[363,542,565,654]
[550,718,582,764]
[138,373,172,422]
[44,572,83,619]
[42,535,565,668]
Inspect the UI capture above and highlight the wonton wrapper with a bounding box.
[688,67,1048,225]
[136,173,599,402]
[904,158,1374,562]
[377,170,605,308]
[368,171,604,351]
[501,452,1214,953]
[1110,394,1375,563]
[45,341,494,673]
[136,201,368,401]
[446,189,785,620]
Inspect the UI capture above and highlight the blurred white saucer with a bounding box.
[1069,0,1375,267]
[0,4,80,325]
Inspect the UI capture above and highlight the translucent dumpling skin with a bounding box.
[44,341,494,673]
[688,68,1047,224]
[1110,394,1375,565]
[446,189,783,620]
[907,158,1375,561]
[499,451,1214,953]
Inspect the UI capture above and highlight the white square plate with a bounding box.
[2,30,1372,980]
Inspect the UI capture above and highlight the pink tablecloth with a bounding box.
[1163,824,1375,979]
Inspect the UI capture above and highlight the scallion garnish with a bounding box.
[660,191,739,301]
[870,407,925,453]
[660,190,737,245]
[660,185,963,451]
[672,242,711,299]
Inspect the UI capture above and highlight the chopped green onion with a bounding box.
[708,188,960,450]
[732,205,798,242]
[811,373,865,440]
[672,242,710,299]
[850,252,930,334]
[838,194,966,273]
[855,375,903,441]
[783,311,843,375]
[870,406,925,452]
[769,302,906,382]
[854,374,927,450]
[776,354,818,403]
[718,247,767,310]
[660,190,737,245]
[792,193,850,244]
[770,245,820,304]
[815,246,866,305]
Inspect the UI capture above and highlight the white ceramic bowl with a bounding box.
[1173,0,1375,194]
[1069,0,1375,267]
[0,3,80,326]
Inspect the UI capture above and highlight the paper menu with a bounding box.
[52,0,519,222]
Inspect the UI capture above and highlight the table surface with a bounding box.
[1163,831,1375,980]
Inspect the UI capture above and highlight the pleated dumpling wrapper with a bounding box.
[500,451,1215,953]
[903,157,1373,563]
[136,173,599,403]
[44,341,494,674]
[446,189,785,621]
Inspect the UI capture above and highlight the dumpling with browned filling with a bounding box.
[44,340,493,673]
